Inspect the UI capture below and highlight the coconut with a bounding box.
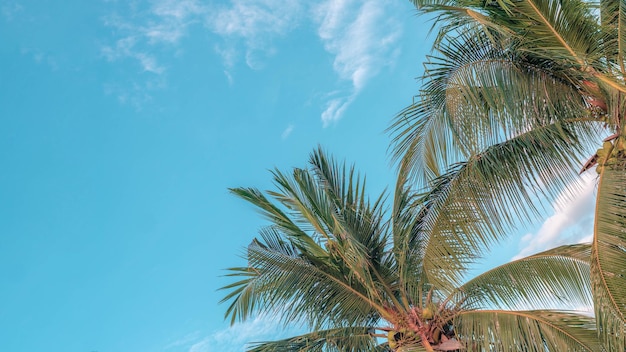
[387,331,398,350]
[422,307,434,320]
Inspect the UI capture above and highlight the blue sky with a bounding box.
[0,0,598,351]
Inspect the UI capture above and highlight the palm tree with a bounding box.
[389,0,626,349]
[221,148,599,351]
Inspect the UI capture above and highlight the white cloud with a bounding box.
[101,0,404,122]
[224,70,234,86]
[153,0,203,20]
[281,124,294,139]
[321,94,355,127]
[103,76,165,111]
[20,47,59,71]
[1,1,22,21]
[208,0,301,38]
[147,0,205,44]
[214,44,238,69]
[100,0,207,108]
[102,36,165,74]
[101,0,206,74]
[206,0,402,124]
[207,0,303,69]
[512,173,597,260]
[164,331,202,350]
[311,0,402,125]
[167,314,301,352]
[313,0,401,91]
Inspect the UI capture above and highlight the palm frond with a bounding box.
[234,152,395,307]
[229,187,327,259]
[391,170,433,307]
[600,0,626,75]
[409,0,518,44]
[592,166,626,350]
[223,150,405,330]
[223,146,604,350]
[511,0,601,65]
[308,146,389,252]
[389,27,592,185]
[245,327,382,352]
[401,118,599,294]
[458,244,593,311]
[412,0,602,65]
[456,310,601,351]
[221,226,384,329]
[538,243,594,261]
[220,227,299,325]
[306,148,398,307]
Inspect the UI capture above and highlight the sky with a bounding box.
[0,0,599,351]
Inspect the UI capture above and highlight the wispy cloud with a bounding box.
[207,0,303,70]
[101,36,165,74]
[101,0,206,108]
[312,0,402,126]
[101,0,404,122]
[281,124,295,139]
[148,0,205,44]
[164,331,203,350]
[103,76,166,111]
[209,0,301,39]
[1,1,22,21]
[101,0,206,73]
[166,314,302,352]
[512,173,597,260]
[320,93,355,128]
[20,47,59,71]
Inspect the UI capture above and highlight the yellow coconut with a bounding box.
[422,307,434,320]
[388,331,398,350]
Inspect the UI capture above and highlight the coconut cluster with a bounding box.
[596,134,626,174]
[385,303,461,351]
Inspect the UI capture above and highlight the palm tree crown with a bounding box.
[221,148,598,351]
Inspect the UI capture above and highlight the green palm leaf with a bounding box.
[245,327,383,352]
[398,119,598,294]
[510,0,600,64]
[387,0,626,350]
[412,0,606,71]
[391,171,433,307]
[389,27,593,185]
[222,148,603,351]
[592,166,626,350]
[456,310,601,351]
[229,187,328,259]
[601,0,626,73]
[221,226,383,329]
[459,244,593,311]
[223,149,413,329]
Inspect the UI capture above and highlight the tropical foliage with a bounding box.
[388,0,626,348]
[220,148,599,351]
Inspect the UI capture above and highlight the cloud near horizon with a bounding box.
[512,173,597,260]
[164,314,302,352]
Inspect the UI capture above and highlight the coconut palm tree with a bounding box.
[389,0,626,349]
[220,148,599,351]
